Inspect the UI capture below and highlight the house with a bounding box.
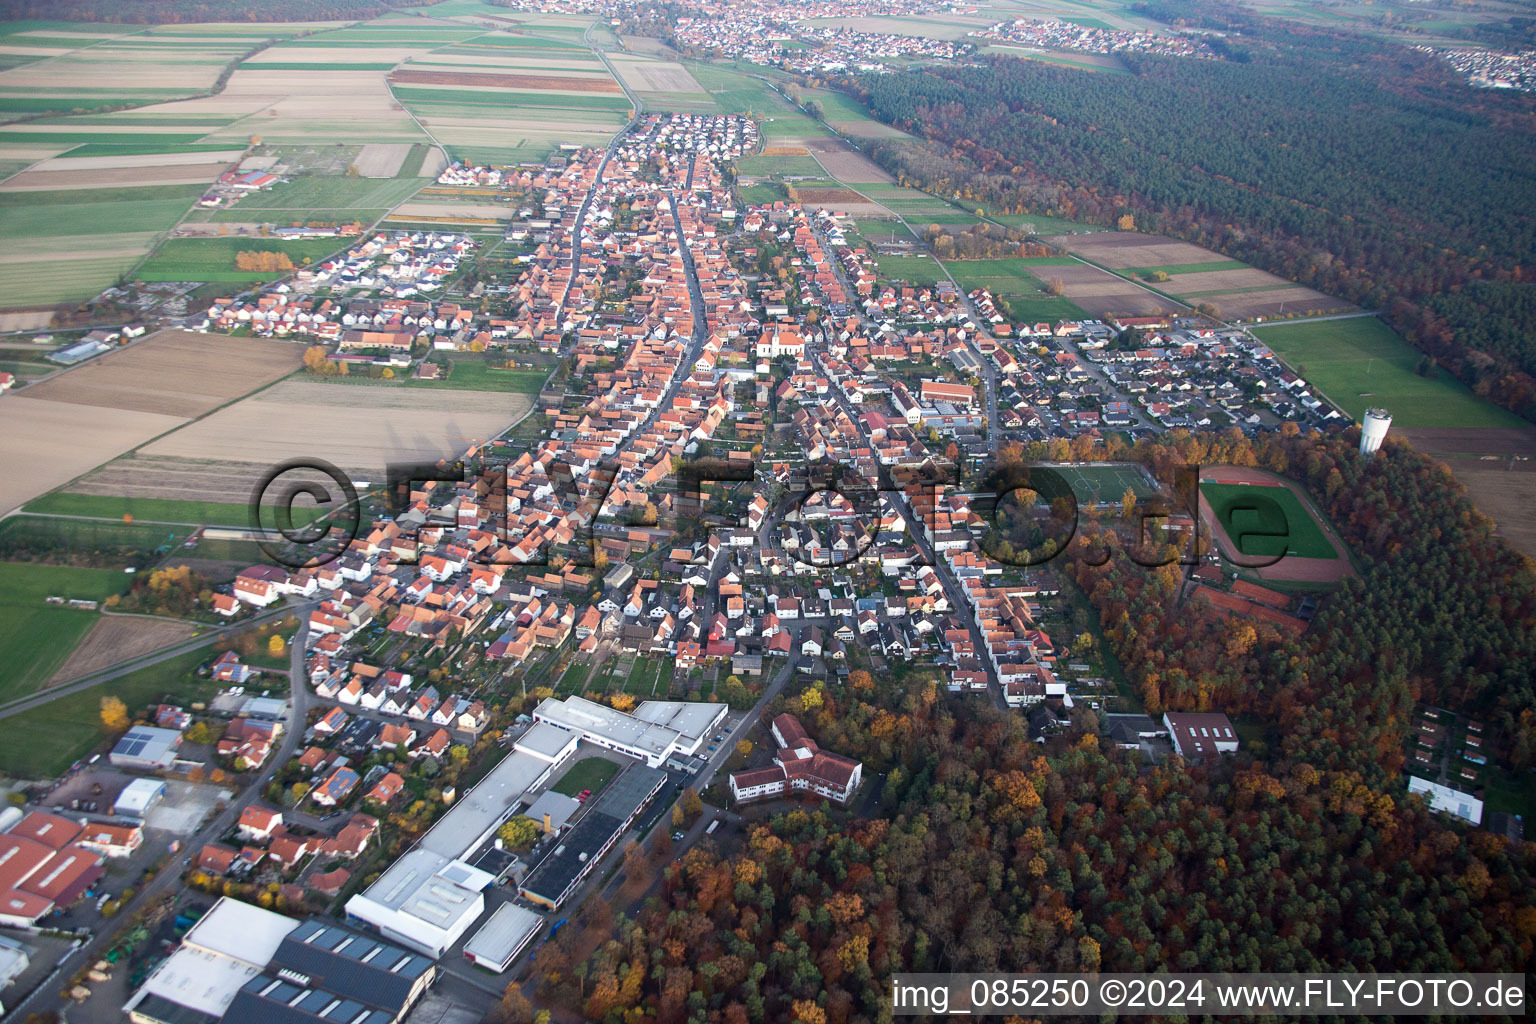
[365,771,405,805]
[237,806,283,842]
[76,822,143,859]
[198,844,238,876]
[312,765,360,806]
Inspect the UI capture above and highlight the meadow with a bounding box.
[1252,317,1527,429]
[136,235,351,282]
[0,643,221,779]
[0,562,133,705]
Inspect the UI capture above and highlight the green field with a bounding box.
[737,152,825,178]
[0,562,134,705]
[551,756,620,797]
[22,492,312,528]
[945,258,1089,321]
[0,515,189,566]
[136,235,350,283]
[1201,481,1337,559]
[1045,462,1159,505]
[0,643,221,779]
[1252,317,1527,428]
[198,176,427,213]
[0,185,202,238]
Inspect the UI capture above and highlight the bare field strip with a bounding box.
[828,119,911,139]
[353,142,411,178]
[0,161,231,191]
[29,150,246,171]
[802,139,893,183]
[141,380,533,478]
[1052,264,1185,317]
[245,46,429,64]
[609,58,703,94]
[1220,288,1350,318]
[392,201,514,220]
[1045,232,1221,270]
[48,616,197,686]
[0,310,54,331]
[390,67,620,93]
[0,397,186,514]
[1162,267,1288,294]
[21,330,302,418]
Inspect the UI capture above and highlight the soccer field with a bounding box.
[1042,462,1159,506]
[1200,482,1337,559]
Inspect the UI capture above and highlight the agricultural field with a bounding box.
[0,331,300,514]
[388,34,631,163]
[945,258,1091,321]
[0,562,133,704]
[1395,427,1536,560]
[0,183,207,305]
[137,377,534,482]
[0,514,189,567]
[23,491,273,527]
[135,235,351,283]
[1045,231,1350,320]
[48,616,198,687]
[1252,317,1528,429]
[0,643,221,779]
[608,55,713,111]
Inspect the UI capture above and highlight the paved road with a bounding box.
[5,616,314,1023]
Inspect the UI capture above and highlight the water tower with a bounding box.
[1359,408,1392,456]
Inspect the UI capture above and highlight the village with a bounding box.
[0,102,1475,1023]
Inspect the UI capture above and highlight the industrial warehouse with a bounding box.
[343,698,700,958]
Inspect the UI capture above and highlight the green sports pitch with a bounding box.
[1200,482,1337,559]
[1042,462,1159,506]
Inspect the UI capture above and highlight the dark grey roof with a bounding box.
[223,921,432,1024]
[130,993,220,1024]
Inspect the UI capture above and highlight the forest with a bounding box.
[847,0,1536,420]
[0,0,442,21]
[490,426,1536,1024]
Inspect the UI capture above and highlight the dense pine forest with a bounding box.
[847,1,1536,420]
[503,428,1536,1023]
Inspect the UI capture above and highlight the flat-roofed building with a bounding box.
[519,764,666,910]
[1162,712,1239,762]
[223,919,435,1024]
[344,850,490,959]
[532,696,726,768]
[124,896,300,1024]
[110,726,183,770]
[463,902,544,973]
